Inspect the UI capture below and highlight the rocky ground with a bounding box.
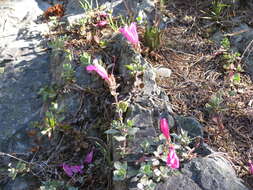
[0,0,252,190]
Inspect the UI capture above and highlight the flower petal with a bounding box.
[84,149,94,164]
[70,165,83,173]
[63,163,74,177]
[86,63,109,81]
[166,146,179,169]
[62,164,83,177]
[119,22,139,45]
[160,118,170,140]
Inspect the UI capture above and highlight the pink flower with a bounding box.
[95,20,107,27]
[160,118,170,140]
[166,146,180,169]
[119,22,139,45]
[84,149,94,164]
[249,161,253,175]
[86,62,109,81]
[62,163,83,177]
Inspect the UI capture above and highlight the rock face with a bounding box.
[156,157,248,190]
[176,116,204,137]
[0,0,52,188]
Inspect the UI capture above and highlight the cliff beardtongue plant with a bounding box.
[166,146,180,169]
[62,164,83,177]
[160,118,170,140]
[84,149,94,164]
[119,22,139,46]
[86,59,118,97]
[62,150,94,177]
[86,62,109,81]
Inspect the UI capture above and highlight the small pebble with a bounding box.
[154,67,172,78]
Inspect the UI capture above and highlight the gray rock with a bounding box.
[3,176,39,190]
[176,116,203,137]
[181,157,249,190]
[230,24,253,52]
[156,157,249,190]
[0,0,52,188]
[66,13,86,25]
[65,0,108,15]
[155,174,202,190]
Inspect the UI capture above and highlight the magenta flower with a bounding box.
[160,118,170,140]
[84,149,94,164]
[62,163,83,177]
[249,161,253,175]
[86,62,109,81]
[95,20,107,27]
[119,22,139,45]
[166,146,179,169]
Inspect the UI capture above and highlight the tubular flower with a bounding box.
[160,118,170,140]
[119,22,139,45]
[249,161,253,175]
[84,149,94,164]
[86,61,109,81]
[166,146,180,169]
[62,163,83,177]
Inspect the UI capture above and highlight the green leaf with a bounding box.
[140,164,153,176]
[125,64,134,71]
[127,127,139,136]
[113,168,127,181]
[114,136,126,142]
[80,52,91,66]
[104,129,120,135]
[114,161,127,170]
[118,101,129,113]
[127,120,134,127]
[233,73,240,83]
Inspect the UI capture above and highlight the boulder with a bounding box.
[156,157,249,190]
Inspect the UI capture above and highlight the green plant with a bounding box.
[8,162,29,180]
[159,0,167,11]
[48,16,65,30]
[221,37,230,49]
[205,92,225,114]
[38,85,57,102]
[80,0,96,11]
[113,161,128,181]
[62,63,75,82]
[125,58,146,75]
[211,0,229,21]
[108,11,120,32]
[144,26,162,50]
[48,36,67,53]
[80,52,92,66]
[220,37,242,83]
[40,180,78,190]
[41,102,66,137]
[201,0,229,23]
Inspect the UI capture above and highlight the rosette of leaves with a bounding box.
[144,26,162,51]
